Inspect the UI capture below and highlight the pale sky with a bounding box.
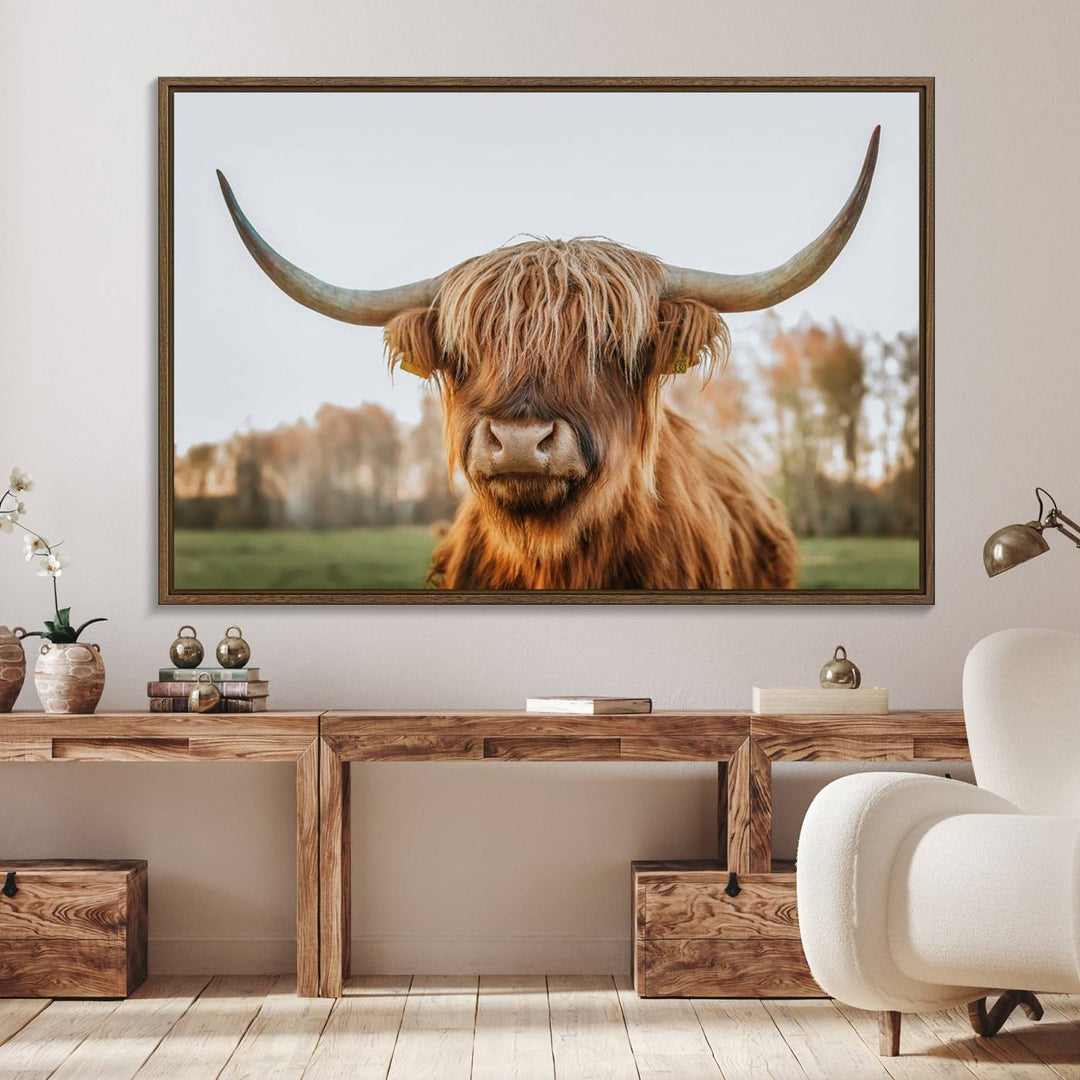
[173,89,920,453]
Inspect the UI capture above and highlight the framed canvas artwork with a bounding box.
[159,77,933,604]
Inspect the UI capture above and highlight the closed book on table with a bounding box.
[157,668,261,682]
[147,680,269,699]
[0,859,147,998]
[752,687,888,715]
[222,698,268,713]
[525,696,652,715]
[147,697,268,713]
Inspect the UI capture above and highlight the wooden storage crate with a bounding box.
[632,860,822,998]
[0,859,148,998]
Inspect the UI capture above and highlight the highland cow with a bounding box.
[216,126,879,591]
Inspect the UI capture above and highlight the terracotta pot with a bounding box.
[0,626,27,713]
[34,642,106,715]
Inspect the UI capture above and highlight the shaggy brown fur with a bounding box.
[383,237,798,591]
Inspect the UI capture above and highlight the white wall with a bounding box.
[2,0,1079,974]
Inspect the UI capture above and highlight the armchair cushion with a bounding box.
[797,772,1018,1012]
[890,811,1080,993]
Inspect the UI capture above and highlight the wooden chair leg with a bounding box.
[879,1010,902,1056]
[968,991,1044,1038]
[968,997,988,1036]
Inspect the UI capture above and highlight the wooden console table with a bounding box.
[2,708,971,999]
[318,709,969,998]
[0,712,322,997]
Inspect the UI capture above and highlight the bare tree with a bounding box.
[804,321,867,533]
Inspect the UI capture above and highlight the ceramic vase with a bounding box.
[0,626,27,712]
[34,642,106,714]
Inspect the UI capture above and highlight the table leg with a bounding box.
[296,738,320,997]
[319,738,351,996]
[342,764,351,980]
[717,760,728,869]
[726,738,772,874]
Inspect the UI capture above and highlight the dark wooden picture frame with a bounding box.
[159,76,934,605]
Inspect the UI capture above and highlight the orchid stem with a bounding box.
[7,514,61,615]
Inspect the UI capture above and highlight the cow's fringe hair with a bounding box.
[433,238,726,383]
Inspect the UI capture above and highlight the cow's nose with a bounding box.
[484,418,559,474]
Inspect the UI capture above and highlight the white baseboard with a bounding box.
[149,935,630,975]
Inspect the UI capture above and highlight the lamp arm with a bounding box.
[1047,509,1080,548]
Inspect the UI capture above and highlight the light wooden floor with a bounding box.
[2,974,1079,1080]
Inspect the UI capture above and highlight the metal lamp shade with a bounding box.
[983,522,1050,577]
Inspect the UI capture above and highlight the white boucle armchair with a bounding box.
[797,628,1080,1056]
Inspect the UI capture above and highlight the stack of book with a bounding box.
[147,668,269,713]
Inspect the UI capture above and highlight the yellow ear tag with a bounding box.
[668,356,689,375]
[399,357,429,379]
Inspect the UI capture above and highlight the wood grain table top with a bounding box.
[0,708,969,762]
[0,712,321,762]
[320,709,968,762]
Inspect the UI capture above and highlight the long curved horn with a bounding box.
[661,126,880,312]
[216,171,442,326]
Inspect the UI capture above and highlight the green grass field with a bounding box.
[174,528,920,592]
[795,536,920,590]
[174,527,440,591]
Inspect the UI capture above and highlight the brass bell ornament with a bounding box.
[216,626,251,669]
[188,672,221,713]
[820,645,861,689]
[169,625,204,668]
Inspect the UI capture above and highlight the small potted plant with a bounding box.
[1,468,108,714]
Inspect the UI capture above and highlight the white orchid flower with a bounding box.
[38,552,70,578]
[0,515,13,535]
[23,534,49,560]
[8,469,33,493]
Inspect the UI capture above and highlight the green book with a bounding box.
[158,668,261,682]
